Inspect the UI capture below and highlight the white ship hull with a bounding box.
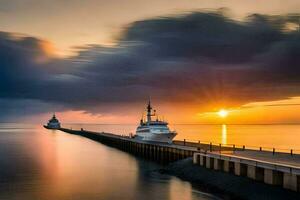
[136,132,177,144]
[44,125,60,130]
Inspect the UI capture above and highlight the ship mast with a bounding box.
[147,100,152,124]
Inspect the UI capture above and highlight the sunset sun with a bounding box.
[218,109,228,118]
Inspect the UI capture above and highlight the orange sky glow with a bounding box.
[29,97,300,125]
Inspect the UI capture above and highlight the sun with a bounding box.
[218,109,228,118]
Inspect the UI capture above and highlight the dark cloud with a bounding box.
[0,11,300,119]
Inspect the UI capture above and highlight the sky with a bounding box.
[0,0,300,124]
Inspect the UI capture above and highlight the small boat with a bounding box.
[135,100,177,143]
[44,114,61,129]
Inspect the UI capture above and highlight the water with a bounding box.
[2,123,300,200]
[64,123,300,151]
[0,124,218,200]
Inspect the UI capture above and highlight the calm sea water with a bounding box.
[64,123,300,152]
[1,123,300,200]
[0,124,219,200]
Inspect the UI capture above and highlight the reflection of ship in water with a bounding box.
[135,100,177,143]
[44,114,61,129]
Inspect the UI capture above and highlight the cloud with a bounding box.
[0,98,65,122]
[0,11,300,120]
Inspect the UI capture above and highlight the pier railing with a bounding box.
[173,139,300,155]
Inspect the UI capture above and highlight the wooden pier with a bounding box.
[59,127,300,192]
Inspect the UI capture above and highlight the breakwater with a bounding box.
[60,128,195,163]
[59,127,300,194]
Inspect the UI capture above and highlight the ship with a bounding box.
[135,101,177,143]
[44,113,61,129]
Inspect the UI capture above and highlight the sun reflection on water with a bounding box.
[221,124,227,145]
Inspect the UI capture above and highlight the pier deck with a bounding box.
[221,150,300,168]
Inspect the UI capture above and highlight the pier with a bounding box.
[193,151,300,192]
[59,128,196,163]
[59,127,300,193]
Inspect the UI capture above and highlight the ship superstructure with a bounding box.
[44,114,61,129]
[135,101,177,143]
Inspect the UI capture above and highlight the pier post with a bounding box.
[224,160,234,173]
[247,165,256,179]
[171,148,175,161]
[200,155,206,166]
[193,153,200,164]
[205,156,210,168]
[247,165,264,182]
[224,160,230,172]
[164,147,168,163]
[168,148,172,162]
[234,162,247,176]
[180,149,185,159]
[162,147,167,162]
[172,148,176,161]
[213,158,223,170]
[157,146,162,162]
[173,148,177,161]
[176,149,180,160]
[283,173,298,191]
[141,144,145,156]
[156,146,160,160]
[205,156,214,169]
[138,143,142,155]
[264,169,283,186]
[177,149,181,160]
[159,147,164,162]
[158,146,162,162]
[175,149,179,160]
